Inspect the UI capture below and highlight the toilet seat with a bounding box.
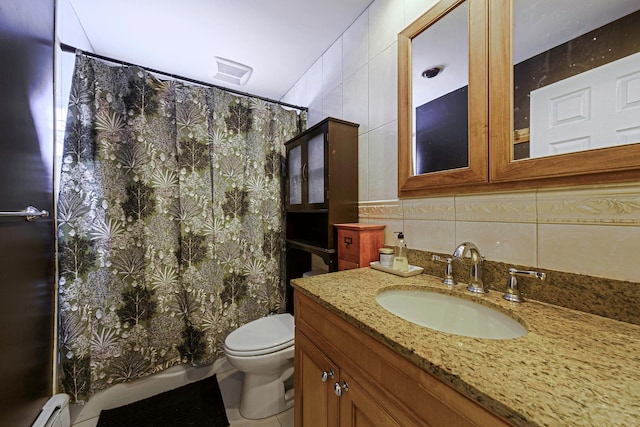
[224,313,294,357]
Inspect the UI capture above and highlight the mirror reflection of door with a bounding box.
[411,0,469,174]
[512,0,640,160]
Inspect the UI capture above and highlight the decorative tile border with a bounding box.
[454,192,537,223]
[360,184,640,227]
[402,197,455,221]
[359,200,403,219]
[537,184,640,225]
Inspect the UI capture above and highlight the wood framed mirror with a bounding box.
[489,0,640,184]
[398,0,489,198]
[399,0,640,197]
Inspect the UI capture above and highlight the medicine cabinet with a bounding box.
[399,0,640,197]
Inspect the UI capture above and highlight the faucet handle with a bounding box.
[503,268,546,303]
[431,255,456,288]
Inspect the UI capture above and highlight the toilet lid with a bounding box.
[224,313,294,356]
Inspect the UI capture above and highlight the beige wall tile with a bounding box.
[404,219,455,253]
[539,223,640,282]
[455,221,537,267]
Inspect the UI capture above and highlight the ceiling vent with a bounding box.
[213,56,253,86]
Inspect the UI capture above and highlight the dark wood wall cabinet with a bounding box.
[334,223,385,271]
[285,118,359,311]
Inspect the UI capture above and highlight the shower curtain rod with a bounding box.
[59,43,308,112]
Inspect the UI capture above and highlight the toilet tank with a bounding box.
[31,394,70,427]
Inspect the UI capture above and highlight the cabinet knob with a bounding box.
[321,370,335,382]
[334,381,349,397]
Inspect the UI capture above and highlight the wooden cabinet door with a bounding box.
[295,331,339,427]
[285,126,328,211]
[338,373,409,427]
[287,139,304,208]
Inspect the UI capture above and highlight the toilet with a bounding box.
[223,313,295,420]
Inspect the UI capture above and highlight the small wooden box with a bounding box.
[334,223,386,271]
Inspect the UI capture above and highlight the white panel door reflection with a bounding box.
[530,51,640,158]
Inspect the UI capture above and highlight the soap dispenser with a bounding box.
[392,232,409,272]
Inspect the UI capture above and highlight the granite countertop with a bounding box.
[291,268,640,427]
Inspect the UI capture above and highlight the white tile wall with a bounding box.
[368,0,405,60]
[367,121,398,201]
[343,65,369,135]
[322,40,343,94]
[281,0,640,283]
[342,10,369,80]
[358,132,369,201]
[368,44,398,130]
[306,58,323,107]
[322,84,343,119]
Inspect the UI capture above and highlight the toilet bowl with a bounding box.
[223,313,295,420]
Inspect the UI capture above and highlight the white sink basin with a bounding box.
[376,289,527,339]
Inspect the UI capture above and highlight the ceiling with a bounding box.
[62,0,373,105]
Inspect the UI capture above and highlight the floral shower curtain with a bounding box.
[57,55,304,403]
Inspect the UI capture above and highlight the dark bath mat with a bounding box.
[96,374,230,427]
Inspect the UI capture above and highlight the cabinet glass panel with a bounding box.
[307,133,325,204]
[288,144,302,205]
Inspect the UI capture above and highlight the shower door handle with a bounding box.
[0,206,49,221]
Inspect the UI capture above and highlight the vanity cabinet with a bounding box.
[294,290,512,427]
[285,118,359,311]
[296,331,400,427]
[334,223,385,271]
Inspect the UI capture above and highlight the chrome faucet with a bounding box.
[431,255,456,288]
[503,268,546,303]
[453,242,487,294]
